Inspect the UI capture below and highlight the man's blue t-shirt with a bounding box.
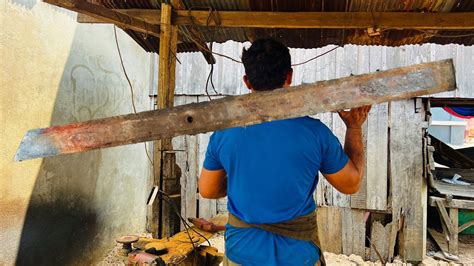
[203,116,348,265]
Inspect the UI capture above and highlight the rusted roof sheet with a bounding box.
[95,0,474,54]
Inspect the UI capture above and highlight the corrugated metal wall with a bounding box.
[150,42,474,218]
[166,42,474,97]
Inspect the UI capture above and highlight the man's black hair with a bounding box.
[241,39,291,91]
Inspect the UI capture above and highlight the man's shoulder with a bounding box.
[212,116,330,137]
[209,127,241,142]
[296,116,328,129]
[299,116,321,123]
[213,126,240,136]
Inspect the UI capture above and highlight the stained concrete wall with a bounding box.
[0,1,152,264]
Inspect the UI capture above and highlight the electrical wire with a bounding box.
[158,190,212,247]
[114,27,213,260]
[114,26,138,114]
[178,24,341,67]
[291,46,340,67]
[161,195,198,252]
[182,7,341,67]
[204,43,215,101]
[177,27,242,64]
[204,65,214,101]
[115,6,342,68]
[204,43,220,100]
[113,26,154,168]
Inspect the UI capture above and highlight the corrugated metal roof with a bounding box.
[95,0,474,54]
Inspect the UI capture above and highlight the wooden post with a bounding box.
[149,3,181,238]
[389,99,427,262]
[448,208,459,254]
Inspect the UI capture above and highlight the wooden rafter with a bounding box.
[78,10,474,30]
[14,60,455,161]
[45,0,162,37]
[74,4,215,63]
[171,0,216,64]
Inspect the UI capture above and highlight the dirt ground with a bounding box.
[99,233,474,265]
[205,233,474,266]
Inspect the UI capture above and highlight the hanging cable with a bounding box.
[158,189,212,247]
[291,46,340,67]
[114,27,213,259]
[114,26,154,168]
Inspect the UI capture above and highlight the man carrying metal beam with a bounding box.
[199,39,370,265]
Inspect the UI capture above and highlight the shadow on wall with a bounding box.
[15,20,149,264]
[17,152,102,265]
[16,41,106,265]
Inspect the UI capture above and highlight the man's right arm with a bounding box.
[323,106,371,194]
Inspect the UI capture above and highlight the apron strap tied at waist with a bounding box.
[227,212,326,265]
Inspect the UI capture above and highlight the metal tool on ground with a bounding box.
[129,215,226,264]
[116,235,139,256]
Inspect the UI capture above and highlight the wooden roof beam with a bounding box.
[177,11,474,29]
[75,9,210,59]
[170,0,216,64]
[78,10,474,30]
[45,0,162,38]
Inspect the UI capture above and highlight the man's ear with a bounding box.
[243,75,253,91]
[284,68,293,87]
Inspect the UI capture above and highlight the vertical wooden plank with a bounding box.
[449,208,459,254]
[197,96,218,218]
[332,114,351,207]
[180,133,199,220]
[150,2,180,238]
[389,100,407,260]
[349,119,368,209]
[157,4,177,110]
[314,112,334,206]
[341,208,366,257]
[370,221,392,262]
[197,132,218,218]
[350,46,384,210]
[216,197,228,214]
[366,104,388,210]
[186,132,200,217]
[316,206,342,254]
[363,49,388,211]
[173,96,199,224]
[389,99,426,262]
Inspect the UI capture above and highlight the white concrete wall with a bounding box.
[1,1,152,264]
